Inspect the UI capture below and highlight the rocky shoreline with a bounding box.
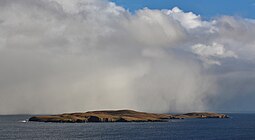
[29,110,229,123]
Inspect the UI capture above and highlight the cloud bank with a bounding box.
[0,0,255,114]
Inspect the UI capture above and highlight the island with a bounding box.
[29,110,229,123]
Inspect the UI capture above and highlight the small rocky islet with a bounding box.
[29,110,229,123]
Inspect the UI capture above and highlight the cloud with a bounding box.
[192,42,238,65]
[164,7,203,29]
[0,0,255,114]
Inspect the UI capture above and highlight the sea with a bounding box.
[0,114,255,140]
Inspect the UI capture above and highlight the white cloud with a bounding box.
[0,0,255,114]
[192,42,238,65]
[164,7,203,29]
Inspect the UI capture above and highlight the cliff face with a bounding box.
[29,110,229,123]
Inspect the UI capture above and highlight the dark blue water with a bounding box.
[0,114,255,140]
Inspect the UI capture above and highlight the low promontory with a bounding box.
[29,110,228,123]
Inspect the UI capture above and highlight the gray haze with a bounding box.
[0,0,255,114]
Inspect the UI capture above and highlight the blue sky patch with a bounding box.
[111,0,255,19]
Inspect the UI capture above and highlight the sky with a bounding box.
[1,0,255,114]
[111,0,255,19]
